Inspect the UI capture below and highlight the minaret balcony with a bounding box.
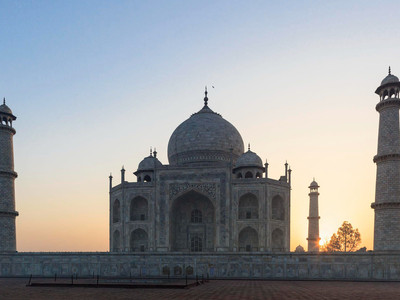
[0,124,16,134]
[376,98,400,111]
[0,211,18,217]
[373,153,400,163]
[371,202,400,210]
[0,170,18,178]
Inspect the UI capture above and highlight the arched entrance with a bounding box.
[271,228,284,251]
[272,195,284,220]
[239,226,259,251]
[130,228,148,252]
[170,190,215,252]
[113,199,120,223]
[130,196,148,221]
[238,193,258,219]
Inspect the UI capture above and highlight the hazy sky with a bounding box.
[1,1,400,251]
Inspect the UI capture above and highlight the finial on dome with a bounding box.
[153,147,157,158]
[389,66,391,75]
[2,97,5,105]
[248,143,250,151]
[150,147,153,156]
[204,86,208,107]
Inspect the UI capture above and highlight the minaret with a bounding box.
[307,179,320,252]
[0,98,18,252]
[372,67,400,251]
[121,166,125,183]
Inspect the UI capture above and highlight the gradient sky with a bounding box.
[1,1,400,251]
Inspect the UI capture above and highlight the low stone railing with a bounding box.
[1,251,399,281]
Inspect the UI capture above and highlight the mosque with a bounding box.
[109,89,291,253]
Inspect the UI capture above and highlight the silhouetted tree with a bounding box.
[323,221,361,252]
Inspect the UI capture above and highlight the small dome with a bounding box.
[309,180,319,188]
[381,74,399,86]
[0,103,13,115]
[235,149,263,169]
[137,155,162,171]
[295,245,305,253]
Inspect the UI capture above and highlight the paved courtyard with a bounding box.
[1,278,400,299]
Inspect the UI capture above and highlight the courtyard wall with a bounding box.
[1,252,400,280]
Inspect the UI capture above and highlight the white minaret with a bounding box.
[307,179,320,252]
[372,67,400,251]
[0,98,18,252]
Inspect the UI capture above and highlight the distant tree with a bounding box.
[323,221,361,252]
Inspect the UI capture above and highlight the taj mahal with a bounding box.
[1,70,400,279]
[109,89,290,253]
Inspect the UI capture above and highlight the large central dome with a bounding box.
[168,100,244,166]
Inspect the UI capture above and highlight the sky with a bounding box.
[1,1,400,252]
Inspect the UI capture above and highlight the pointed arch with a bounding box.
[383,89,389,100]
[245,171,253,178]
[272,228,284,251]
[174,266,182,275]
[238,193,258,219]
[113,199,120,223]
[239,226,259,251]
[390,88,395,98]
[130,196,148,221]
[170,190,215,251]
[130,228,148,252]
[272,195,284,220]
[171,187,215,208]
